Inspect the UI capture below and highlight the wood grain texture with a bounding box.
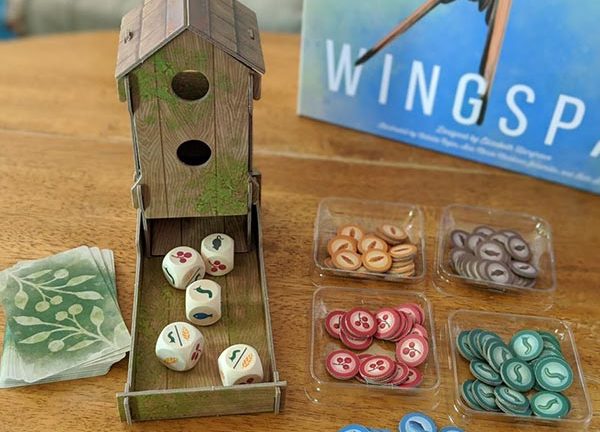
[0,32,599,432]
[130,62,170,219]
[126,209,277,420]
[118,383,283,422]
[154,31,217,217]
[214,48,251,216]
[150,218,182,256]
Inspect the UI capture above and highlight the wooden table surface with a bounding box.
[0,31,598,432]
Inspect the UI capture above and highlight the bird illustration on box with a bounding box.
[356,0,512,124]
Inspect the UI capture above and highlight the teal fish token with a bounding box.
[471,380,500,412]
[493,385,530,412]
[510,330,543,362]
[481,334,503,361]
[457,331,475,361]
[460,380,484,411]
[487,341,513,372]
[534,356,574,392]
[468,329,484,359]
[538,331,562,352]
[478,331,501,358]
[496,398,531,416]
[470,360,502,386]
[531,391,571,419]
[501,358,535,392]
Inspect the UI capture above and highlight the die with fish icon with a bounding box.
[155,322,205,372]
[186,280,222,326]
[201,234,234,276]
[218,344,264,386]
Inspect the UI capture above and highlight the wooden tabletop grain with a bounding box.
[0,31,598,432]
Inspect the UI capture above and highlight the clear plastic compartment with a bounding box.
[446,309,592,429]
[313,197,426,284]
[433,204,556,295]
[306,286,441,407]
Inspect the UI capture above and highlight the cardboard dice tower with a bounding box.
[114,0,285,422]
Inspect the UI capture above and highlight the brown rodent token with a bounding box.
[377,224,408,243]
[332,250,362,271]
[337,224,365,242]
[389,244,418,261]
[361,249,392,273]
[358,234,388,254]
[327,235,357,257]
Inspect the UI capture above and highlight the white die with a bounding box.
[186,280,222,326]
[162,246,205,289]
[218,344,264,386]
[155,322,205,371]
[201,234,234,276]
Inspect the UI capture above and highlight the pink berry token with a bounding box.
[355,354,373,384]
[340,329,373,351]
[325,349,360,380]
[410,323,429,340]
[397,367,423,388]
[375,307,402,340]
[395,335,429,367]
[395,304,424,326]
[390,362,411,385]
[344,307,377,338]
[358,355,396,383]
[324,310,345,339]
[392,311,415,342]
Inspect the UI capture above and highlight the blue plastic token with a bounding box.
[470,360,502,386]
[510,330,543,362]
[399,412,437,432]
[339,425,370,432]
[534,356,574,392]
[439,428,464,432]
[500,358,535,392]
[531,391,571,419]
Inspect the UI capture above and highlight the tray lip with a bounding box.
[121,205,284,405]
[312,196,427,283]
[309,285,441,395]
[447,309,593,427]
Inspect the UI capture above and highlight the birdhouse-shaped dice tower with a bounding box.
[115,0,285,423]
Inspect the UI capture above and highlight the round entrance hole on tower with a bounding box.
[176,140,212,166]
[171,71,210,101]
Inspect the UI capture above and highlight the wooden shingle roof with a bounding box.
[116,0,265,93]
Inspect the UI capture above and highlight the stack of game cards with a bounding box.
[0,246,131,387]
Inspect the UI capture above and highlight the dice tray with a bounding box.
[116,201,286,422]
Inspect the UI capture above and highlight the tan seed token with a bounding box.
[377,224,408,243]
[362,249,392,273]
[327,235,357,257]
[390,262,415,274]
[337,224,365,242]
[332,250,362,271]
[389,244,418,260]
[358,234,389,254]
[324,257,334,268]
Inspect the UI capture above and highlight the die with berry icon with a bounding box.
[201,233,234,276]
[162,246,205,289]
